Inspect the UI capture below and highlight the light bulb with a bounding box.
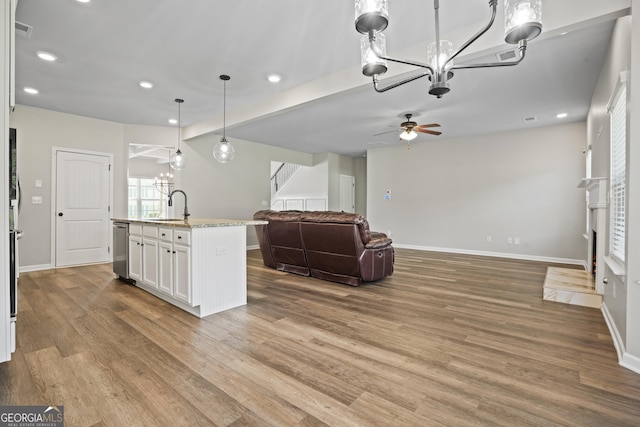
[427,40,454,71]
[170,149,187,170]
[213,138,235,164]
[513,2,536,26]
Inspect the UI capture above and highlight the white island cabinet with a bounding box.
[118,218,266,318]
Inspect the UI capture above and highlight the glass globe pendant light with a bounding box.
[213,75,235,164]
[170,98,187,170]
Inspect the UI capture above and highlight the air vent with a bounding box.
[523,116,538,123]
[496,48,518,62]
[15,21,33,39]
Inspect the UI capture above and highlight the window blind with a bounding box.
[609,79,626,263]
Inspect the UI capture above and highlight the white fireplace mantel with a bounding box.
[578,177,607,294]
[578,177,608,209]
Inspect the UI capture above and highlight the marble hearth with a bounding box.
[543,267,602,309]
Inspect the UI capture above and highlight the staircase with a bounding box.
[271,162,301,199]
[543,267,602,308]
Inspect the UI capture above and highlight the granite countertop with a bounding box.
[112,218,267,229]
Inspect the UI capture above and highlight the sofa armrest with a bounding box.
[366,233,392,249]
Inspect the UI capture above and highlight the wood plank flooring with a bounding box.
[2,249,640,426]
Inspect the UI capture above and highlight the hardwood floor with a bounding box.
[2,249,640,426]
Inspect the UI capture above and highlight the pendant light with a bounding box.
[213,75,235,164]
[170,98,187,170]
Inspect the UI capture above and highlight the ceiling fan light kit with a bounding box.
[399,129,417,141]
[355,0,543,98]
[213,74,236,164]
[399,113,442,138]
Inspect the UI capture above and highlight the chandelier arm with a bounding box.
[369,31,434,73]
[372,72,430,93]
[451,40,527,70]
[444,0,498,69]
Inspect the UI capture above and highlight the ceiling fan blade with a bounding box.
[415,123,441,129]
[416,128,442,136]
[373,129,400,136]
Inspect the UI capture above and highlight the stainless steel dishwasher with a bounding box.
[113,221,133,283]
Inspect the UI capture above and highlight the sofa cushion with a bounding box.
[301,211,371,245]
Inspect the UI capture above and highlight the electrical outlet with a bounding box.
[514,237,520,245]
[486,235,492,243]
[507,237,513,244]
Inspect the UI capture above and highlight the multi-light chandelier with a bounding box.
[153,170,174,196]
[355,0,543,98]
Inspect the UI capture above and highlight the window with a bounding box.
[608,73,627,263]
[128,178,166,218]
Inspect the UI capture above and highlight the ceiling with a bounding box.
[15,1,621,158]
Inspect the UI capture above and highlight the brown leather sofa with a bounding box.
[253,210,394,286]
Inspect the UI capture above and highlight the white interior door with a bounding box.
[339,175,355,213]
[55,150,111,267]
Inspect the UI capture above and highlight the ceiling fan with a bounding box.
[374,113,442,142]
[397,113,442,141]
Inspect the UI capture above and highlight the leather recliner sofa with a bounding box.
[253,210,394,286]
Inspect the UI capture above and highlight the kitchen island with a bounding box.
[112,218,267,318]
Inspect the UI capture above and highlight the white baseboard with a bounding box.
[393,244,584,266]
[621,352,640,375]
[601,302,640,375]
[20,264,53,273]
[246,245,260,251]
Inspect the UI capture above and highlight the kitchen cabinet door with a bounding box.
[173,244,191,304]
[129,235,143,282]
[142,237,159,289]
[158,240,173,296]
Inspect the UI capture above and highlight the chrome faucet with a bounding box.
[168,189,190,220]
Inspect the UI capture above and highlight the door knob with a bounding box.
[58,212,63,217]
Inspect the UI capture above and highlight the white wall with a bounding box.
[9,105,127,269]
[367,122,586,263]
[589,10,640,374]
[177,131,315,247]
[8,103,366,266]
[626,0,640,372]
[588,16,632,352]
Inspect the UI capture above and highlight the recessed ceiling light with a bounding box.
[168,119,178,125]
[36,51,57,62]
[24,87,39,95]
[139,81,153,89]
[267,74,282,83]
[556,113,568,119]
[76,0,91,3]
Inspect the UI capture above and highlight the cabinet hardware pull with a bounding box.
[178,236,182,239]
[173,251,176,254]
